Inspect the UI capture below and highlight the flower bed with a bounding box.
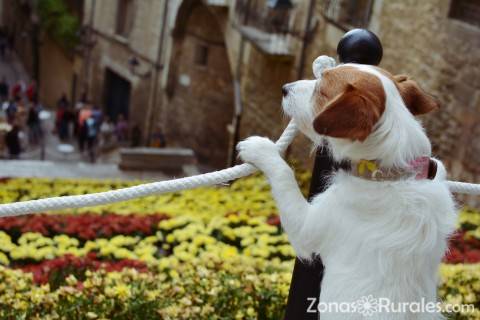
[0,176,479,319]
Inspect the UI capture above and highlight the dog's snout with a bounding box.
[282,84,293,97]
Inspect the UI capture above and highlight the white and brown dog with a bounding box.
[237,56,457,319]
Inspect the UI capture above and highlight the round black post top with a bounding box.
[337,29,383,66]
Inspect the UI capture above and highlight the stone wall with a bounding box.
[162,4,234,169]
[370,0,480,205]
[39,37,77,108]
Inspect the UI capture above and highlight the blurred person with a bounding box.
[10,81,25,100]
[91,104,103,125]
[73,101,83,138]
[5,122,21,159]
[26,98,41,145]
[15,95,27,127]
[115,114,128,142]
[99,116,115,148]
[25,80,37,103]
[0,77,8,102]
[77,103,92,152]
[85,115,99,162]
[5,98,17,124]
[56,93,70,140]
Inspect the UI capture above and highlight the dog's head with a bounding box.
[282,56,439,166]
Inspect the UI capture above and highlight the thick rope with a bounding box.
[0,120,479,217]
[447,181,480,195]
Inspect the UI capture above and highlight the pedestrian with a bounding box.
[115,114,128,143]
[0,77,8,102]
[56,93,70,140]
[99,116,115,148]
[77,103,92,152]
[5,98,17,124]
[26,98,41,145]
[26,80,37,103]
[91,104,103,126]
[85,115,98,162]
[10,81,22,101]
[5,123,21,159]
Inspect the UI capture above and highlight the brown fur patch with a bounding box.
[373,67,439,115]
[393,74,439,115]
[312,66,386,141]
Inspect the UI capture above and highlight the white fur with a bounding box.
[237,61,457,319]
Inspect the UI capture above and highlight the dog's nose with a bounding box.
[282,84,290,97]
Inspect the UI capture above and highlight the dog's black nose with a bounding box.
[282,85,289,97]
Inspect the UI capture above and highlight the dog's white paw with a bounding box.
[237,136,280,169]
[312,55,336,79]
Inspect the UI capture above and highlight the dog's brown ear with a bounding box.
[313,84,385,142]
[394,75,439,115]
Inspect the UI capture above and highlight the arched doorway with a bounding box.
[165,2,234,169]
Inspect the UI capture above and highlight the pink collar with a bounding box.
[350,157,436,181]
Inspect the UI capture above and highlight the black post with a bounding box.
[283,29,383,320]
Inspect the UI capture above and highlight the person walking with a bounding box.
[5,123,21,159]
[26,81,37,103]
[26,98,41,145]
[5,98,17,124]
[56,93,70,140]
[85,115,98,162]
[115,114,128,143]
[99,116,115,149]
[77,103,92,152]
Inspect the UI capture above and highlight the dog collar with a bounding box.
[350,157,437,181]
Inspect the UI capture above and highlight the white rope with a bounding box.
[0,121,298,217]
[0,119,480,218]
[447,181,480,195]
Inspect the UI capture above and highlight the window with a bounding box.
[194,44,209,66]
[449,0,480,28]
[115,0,134,37]
[323,0,373,30]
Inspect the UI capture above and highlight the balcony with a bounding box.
[234,0,297,56]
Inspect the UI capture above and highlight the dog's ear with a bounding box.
[313,84,384,142]
[394,75,439,115]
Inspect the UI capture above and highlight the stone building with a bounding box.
[3,0,480,204]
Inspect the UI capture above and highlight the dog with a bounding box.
[237,56,457,319]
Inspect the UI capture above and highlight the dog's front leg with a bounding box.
[237,137,312,251]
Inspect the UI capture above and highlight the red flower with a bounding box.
[0,213,169,240]
[443,231,480,264]
[19,254,148,284]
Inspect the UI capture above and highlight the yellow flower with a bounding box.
[109,284,131,300]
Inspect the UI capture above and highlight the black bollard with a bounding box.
[284,29,383,320]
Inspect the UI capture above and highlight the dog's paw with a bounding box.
[237,136,280,169]
[312,55,336,79]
